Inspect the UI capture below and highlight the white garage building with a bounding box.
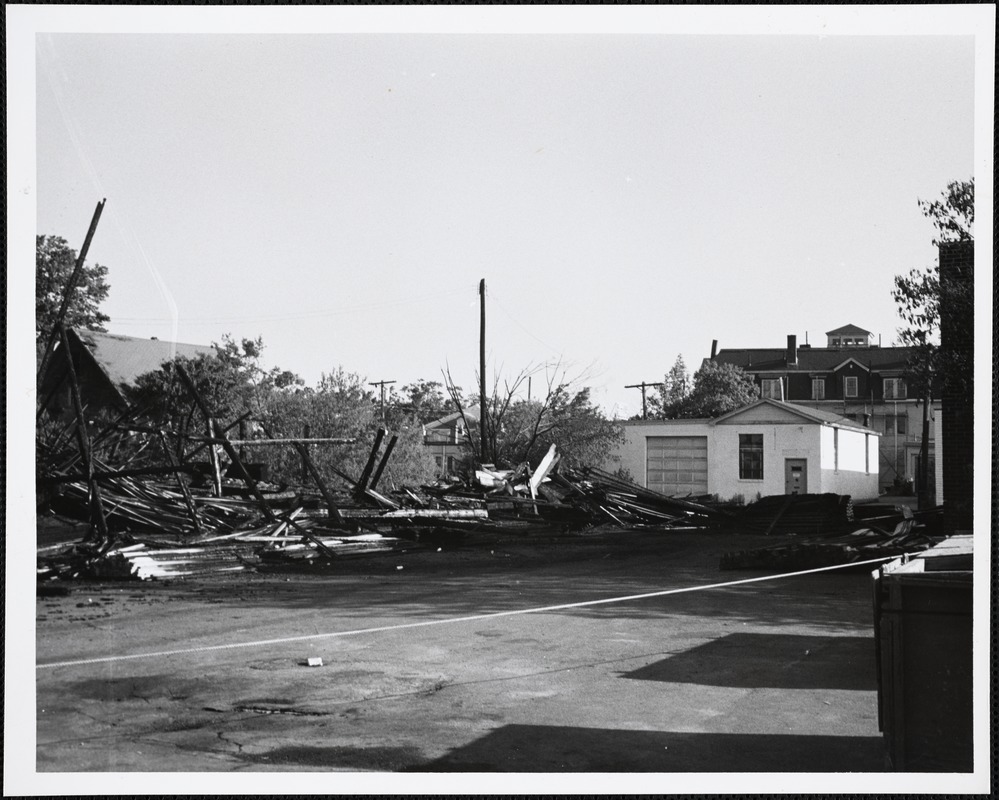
[606,399,881,502]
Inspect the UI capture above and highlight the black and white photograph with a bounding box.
[5,4,993,795]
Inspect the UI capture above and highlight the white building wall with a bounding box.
[820,426,836,471]
[838,427,868,472]
[711,423,822,500]
[604,414,880,502]
[815,427,880,501]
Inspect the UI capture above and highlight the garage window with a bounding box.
[739,434,763,480]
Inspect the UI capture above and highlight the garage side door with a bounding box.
[647,436,708,497]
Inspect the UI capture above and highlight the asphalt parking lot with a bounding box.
[34,529,891,783]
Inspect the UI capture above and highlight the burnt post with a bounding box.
[57,324,110,545]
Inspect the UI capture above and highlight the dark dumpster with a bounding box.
[872,534,974,771]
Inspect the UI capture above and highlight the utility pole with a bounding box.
[625,381,662,420]
[479,278,487,462]
[369,379,396,421]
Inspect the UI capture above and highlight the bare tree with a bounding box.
[443,359,617,470]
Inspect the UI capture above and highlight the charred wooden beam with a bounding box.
[159,430,202,537]
[175,364,277,521]
[39,464,196,486]
[368,434,398,491]
[354,428,386,496]
[57,324,110,545]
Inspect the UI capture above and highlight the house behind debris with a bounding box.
[39,328,217,418]
[605,398,881,502]
[422,404,479,476]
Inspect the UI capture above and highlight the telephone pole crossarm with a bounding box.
[369,380,397,420]
[625,380,664,420]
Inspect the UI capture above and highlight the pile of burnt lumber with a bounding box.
[544,467,730,529]
[725,493,854,537]
[719,518,938,571]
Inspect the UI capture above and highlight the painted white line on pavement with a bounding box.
[37,554,906,670]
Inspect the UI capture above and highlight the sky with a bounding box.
[15,8,987,421]
[5,8,995,795]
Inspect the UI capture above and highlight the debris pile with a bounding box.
[724,493,855,537]
[719,507,942,571]
[37,360,730,582]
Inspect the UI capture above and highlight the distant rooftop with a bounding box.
[72,329,217,388]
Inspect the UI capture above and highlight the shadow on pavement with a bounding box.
[404,724,887,772]
[622,633,877,690]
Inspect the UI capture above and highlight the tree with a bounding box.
[213,334,304,400]
[443,362,622,470]
[648,354,690,418]
[125,335,302,466]
[517,387,623,469]
[674,361,760,418]
[36,235,111,343]
[260,367,437,489]
[384,380,457,426]
[892,178,974,398]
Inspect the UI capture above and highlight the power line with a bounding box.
[109,287,470,326]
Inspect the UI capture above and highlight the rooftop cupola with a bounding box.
[826,324,873,348]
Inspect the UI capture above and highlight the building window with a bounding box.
[739,434,764,480]
[883,378,906,399]
[844,376,858,398]
[761,378,783,400]
[885,414,908,435]
[811,378,825,400]
[446,455,456,474]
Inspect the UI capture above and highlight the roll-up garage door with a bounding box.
[646,436,708,496]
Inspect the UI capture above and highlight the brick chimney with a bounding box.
[786,334,797,366]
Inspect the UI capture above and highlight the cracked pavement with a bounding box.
[35,530,891,776]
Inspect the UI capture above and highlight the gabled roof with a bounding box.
[424,404,481,431]
[72,329,217,388]
[712,345,913,373]
[712,398,874,432]
[826,323,871,336]
[831,357,870,373]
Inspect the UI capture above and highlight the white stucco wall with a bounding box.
[604,408,880,502]
[815,427,880,500]
[711,422,822,500]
